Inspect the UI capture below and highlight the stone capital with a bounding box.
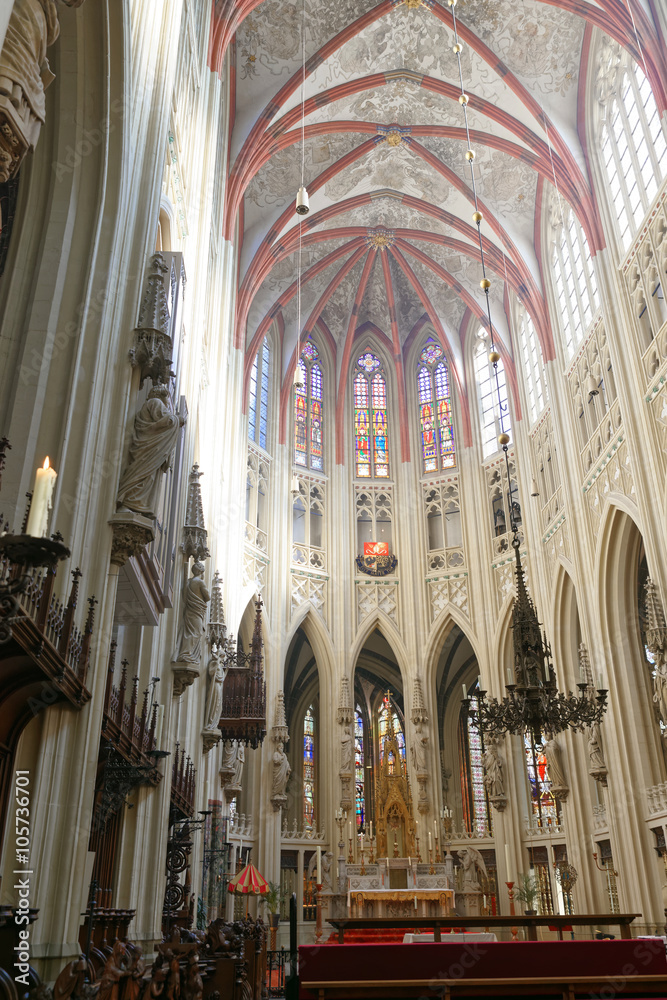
[109,512,155,566]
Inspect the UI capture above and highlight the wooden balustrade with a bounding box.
[171,743,196,817]
[101,644,157,759]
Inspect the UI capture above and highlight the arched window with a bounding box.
[378,692,405,767]
[354,351,390,478]
[355,706,365,830]
[474,334,511,459]
[524,732,561,828]
[294,342,324,471]
[518,309,548,424]
[417,339,456,473]
[249,338,271,450]
[599,49,667,251]
[550,204,599,358]
[458,683,492,835]
[303,705,315,830]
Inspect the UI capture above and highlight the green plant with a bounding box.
[264,881,285,914]
[513,872,541,911]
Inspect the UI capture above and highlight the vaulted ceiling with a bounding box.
[210,0,665,442]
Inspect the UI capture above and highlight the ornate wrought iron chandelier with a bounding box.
[465,529,608,740]
[444,0,608,740]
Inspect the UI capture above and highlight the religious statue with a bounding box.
[53,957,86,1000]
[0,0,86,181]
[202,648,225,732]
[221,740,245,790]
[410,734,429,775]
[543,731,569,800]
[116,384,183,520]
[458,846,487,890]
[183,952,202,1000]
[654,657,667,728]
[97,941,128,1000]
[272,741,291,800]
[482,736,506,809]
[124,946,146,1000]
[307,850,334,891]
[174,562,210,664]
[340,725,353,773]
[587,723,608,786]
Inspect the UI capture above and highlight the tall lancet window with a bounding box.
[417,339,456,473]
[550,205,599,358]
[355,706,365,830]
[518,310,548,424]
[458,683,492,835]
[294,342,324,471]
[249,338,271,450]
[599,47,667,251]
[474,334,511,458]
[354,352,390,478]
[303,706,315,830]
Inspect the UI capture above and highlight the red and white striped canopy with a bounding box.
[227,861,269,896]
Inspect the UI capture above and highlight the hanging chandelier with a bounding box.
[444,0,608,740]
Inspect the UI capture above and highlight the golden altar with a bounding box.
[349,888,455,918]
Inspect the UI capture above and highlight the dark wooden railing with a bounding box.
[171,743,196,817]
[101,642,157,759]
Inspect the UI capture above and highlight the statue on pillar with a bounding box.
[271,741,291,811]
[201,647,225,751]
[174,562,210,665]
[410,732,429,814]
[587,722,608,786]
[543,731,569,801]
[482,736,507,811]
[116,384,184,520]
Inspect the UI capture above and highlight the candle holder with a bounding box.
[592,851,618,876]
[359,847,366,876]
[0,533,70,644]
[315,883,323,943]
[428,850,435,875]
[369,837,375,864]
[348,838,353,864]
[416,836,422,863]
[434,835,441,864]
[505,881,516,917]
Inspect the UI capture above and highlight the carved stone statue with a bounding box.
[543,731,569,801]
[482,736,506,810]
[411,734,428,775]
[307,850,334,891]
[116,384,183,520]
[221,740,245,792]
[340,725,353,773]
[174,562,210,664]
[0,0,86,182]
[587,723,608,786]
[458,846,487,889]
[654,657,667,728]
[203,648,225,732]
[271,741,291,802]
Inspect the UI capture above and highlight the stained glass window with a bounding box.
[303,706,315,830]
[417,339,456,473]
[524,733,560,828]
[294,343,324,471]
[249,338,271,450]
[458,685,491,836]
[354,352,390,478]
[378,693,405,766]
[355,707,365,830]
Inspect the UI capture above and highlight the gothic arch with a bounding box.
[551,564,582,687]
[285,607,336,699]
[350,614,409,691]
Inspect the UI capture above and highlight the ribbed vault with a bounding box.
[210,0,667,456]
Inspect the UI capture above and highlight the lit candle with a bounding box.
[26,457,57,538]
[462,683,467,701]
[408,856,411,867]
[504,843,512,880]
[369,821,373,840]
[414,895,418,909]
[317,846,321,884]
[591,835,596,854]
[348,821,352,839]
[360,832,364,852]
[506,668,512,684]
[428,832,432,850]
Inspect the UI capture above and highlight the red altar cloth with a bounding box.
[299,939,667,998]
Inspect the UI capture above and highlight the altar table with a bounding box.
[403,932,497,943]
[349,888,454,917]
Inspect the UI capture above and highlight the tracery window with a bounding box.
[416,339,456,473]
[249,338,271,450]
[354,351,390,478]
[518,309,548,424]
[355,706,365,830]
[474,335,511,459]
[458,684,491,835]
[303,706,315,830]
[378,693,405,768]
[294,342,324,471]
[599,50,667,252]
[524,733,561,828]
[550,205,599,358]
